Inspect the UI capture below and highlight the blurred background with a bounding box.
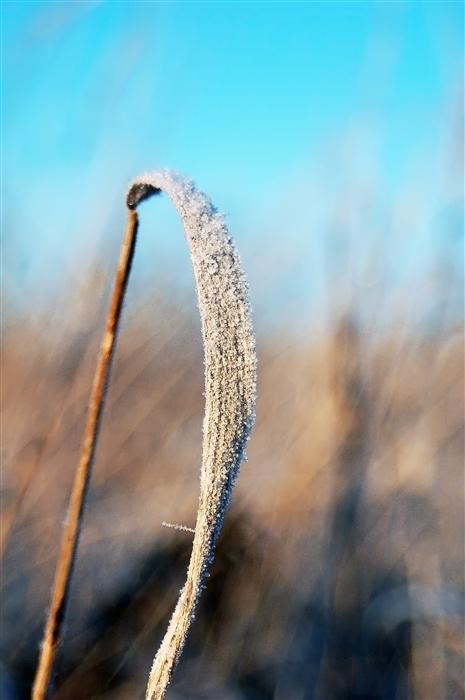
[2,2,464,698]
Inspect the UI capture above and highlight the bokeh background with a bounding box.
[2,2,464,699]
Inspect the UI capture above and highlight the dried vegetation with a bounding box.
[2,274,464,699]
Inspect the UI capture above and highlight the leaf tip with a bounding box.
[126,181,161,209]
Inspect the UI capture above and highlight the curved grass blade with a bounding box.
[126,170,257,700]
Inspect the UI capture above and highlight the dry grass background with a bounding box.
[1,271,464,699]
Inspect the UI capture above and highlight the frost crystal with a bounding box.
[126,170,257,700]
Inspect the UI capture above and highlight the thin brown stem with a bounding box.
[32,208,139,700]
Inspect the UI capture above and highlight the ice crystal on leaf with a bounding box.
[126,170,257,700]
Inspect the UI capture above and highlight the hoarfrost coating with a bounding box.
[126,169,257,699]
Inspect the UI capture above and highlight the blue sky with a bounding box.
[3,1,464,329]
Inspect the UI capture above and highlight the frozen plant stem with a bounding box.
[126,171,257,700]
[32,209,139,700]
[32,169,256,700]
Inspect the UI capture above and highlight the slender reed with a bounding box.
[126,170,257,700]
[32,209,139,700]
